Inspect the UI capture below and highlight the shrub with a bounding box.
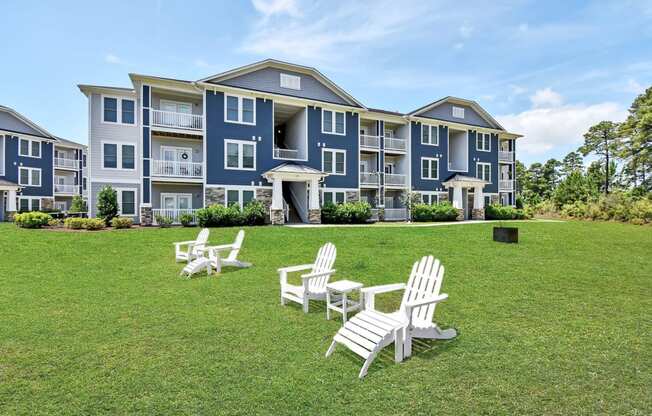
[111,217,133,229]
[485,204,528,220]
[321,202,372,224]
[179,213,195,227]
[411,202,458,222]
[242,201,266,226]
[64,217,87,230]
[84,218,106,231]
[97,186,118,224]
[196,204,247,227]
[630,198,652,224]
[155,214,173,228]
[47,218,63,227]
[14,212,52,228]
[69,195,87,213]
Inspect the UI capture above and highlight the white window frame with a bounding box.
[224,139,256,171]
[477,162,492,183]
[115,187,137,216]
[18,167,42,187]
[420,157,439,180]
[280,73,301,90]
[421,124,439,146]
[421,192,440,205]
[321,108,346,136]
[18,137,41,158]
[18,197,41,212]
[224,94,256,125]
[54,201,67,211]
[322,148,346,175]
[101,141,136,171]
[160,193,193,210]
[101,95,137,125]
[224,187,256,209]
[452,106,465,119]
[160,146,193,162]
[322,190,345,205]
[476,132,491,152]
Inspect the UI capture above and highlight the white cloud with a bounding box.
[104,53,122,64]
[252,0,300,18]
[459,23,474,38]
[497,102,627,158]
[530,87,563,108]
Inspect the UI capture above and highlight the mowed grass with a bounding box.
[0,221,650,415]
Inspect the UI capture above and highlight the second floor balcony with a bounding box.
[54,157,78,169]
[54,184,76,194]
[273,147,303,160]
[499,151,515,162]
[384,137,407,153]
[360,172,380,186]
[360,134,380,150]
[384,173,407,187]
[152,160,203,178]
[499,179,514,191]
[151,109,203,131]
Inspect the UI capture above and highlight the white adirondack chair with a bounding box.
[278,242,337,313]
[326,255,456,378]
[174,228,210,263]
[205,229,252,273]
[180,257,212,278]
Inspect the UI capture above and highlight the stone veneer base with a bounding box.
[472,208,485,220]
[308,209,321,224]
[455,208,465,221]
[140,206,153,226]
[270,209,284,225]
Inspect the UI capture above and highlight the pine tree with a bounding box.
[579,121,621,195]
[561,151,584,178]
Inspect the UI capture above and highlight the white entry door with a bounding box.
[161,194,192,211]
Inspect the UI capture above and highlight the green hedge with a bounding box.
[411,202,458,222]
[14,212,52,228]
[64,217,106,230]
[111,217,133,229]
[321,202,372,224]
[485,204,528,220]
[196,201,266,227]
[560,193,652,225]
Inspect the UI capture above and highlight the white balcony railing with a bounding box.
[55,184,76,194]
[499,151,514,162]
[385,137,407,152]
[54,157,78,169]
[360,134,380,149]
[384,173,407,187]
[274,147,301,160]
[152,160,203,178]
[499,180,514,191]
[360,172,380,186]
[153,209,198,225]
[384,208,408,221]
[151,109,203,131]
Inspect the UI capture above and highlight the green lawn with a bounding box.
[0,221,650,415]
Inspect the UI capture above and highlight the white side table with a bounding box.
[326,280,363,323]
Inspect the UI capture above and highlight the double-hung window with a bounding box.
[322,149,345,175]
[103,96,136,125]
[421,125,439,146]
[102,142,136,170]
[224,140,256,170]
[224,95,256,125]
[19,138,41,158]
[322,109,345,135]
[226,188,256,208]
[18,167,41,187]
[422,193,439,205]
[477,162,491,182]
[323,190,345,205]
[476,132,491,152]
[117,189,136,216]
[421,157,439,180]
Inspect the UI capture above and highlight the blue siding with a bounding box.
[418,102,494,129]
[3,135,53,197]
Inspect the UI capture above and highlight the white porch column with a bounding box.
[271,178,283,210]
[6,189,17,212]
[473,185,484,209]
[452,184,463,209]
[308,178,320,210]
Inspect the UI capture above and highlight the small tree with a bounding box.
[97,186,118,224]
[70,195,87,213]
[553,170,591,207]
[580,121,621,195]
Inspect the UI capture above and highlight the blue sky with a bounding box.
[1,0,650,164]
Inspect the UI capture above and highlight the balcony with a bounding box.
[384,137,407,152]
[152,160,203,178]
[151,109,203,131]
[360,172,380,186]
[499,180,514,191]
[360,134,380,150]
[499,151,514,162]
[55,184,76,194]
[384,173,407,187]
[54,157,78,169]
[153,209,198,225]
[273,147,302,160]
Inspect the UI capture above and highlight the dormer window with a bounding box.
[452,106,465,119]
[280,73,301,90]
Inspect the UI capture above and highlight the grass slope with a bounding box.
[0,221,650,415]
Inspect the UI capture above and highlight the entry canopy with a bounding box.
[0,179,20,192]
[442,174,488,188]
[262,163,329,182]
